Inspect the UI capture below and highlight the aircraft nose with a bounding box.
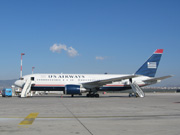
[14,80,25,88]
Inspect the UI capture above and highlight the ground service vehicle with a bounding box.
[2,88,12,97]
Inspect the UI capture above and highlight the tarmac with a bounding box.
[0,93,180,135]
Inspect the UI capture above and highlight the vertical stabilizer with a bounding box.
[135,49,163,77]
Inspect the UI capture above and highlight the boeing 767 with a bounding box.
[14,49,172,98]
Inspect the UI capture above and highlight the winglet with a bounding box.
[154,49,163,54]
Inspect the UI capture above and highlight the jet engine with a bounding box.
[65,85,86,95]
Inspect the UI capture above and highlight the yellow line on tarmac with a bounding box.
[19,113,39,125]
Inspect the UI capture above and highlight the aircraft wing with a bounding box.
[82,75,138,89]
[143,75,173,83]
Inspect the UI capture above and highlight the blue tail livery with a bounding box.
[135,49,163,77]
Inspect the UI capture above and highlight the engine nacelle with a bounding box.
[65,85,81,95]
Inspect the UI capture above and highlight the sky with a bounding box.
[0,0,180,86]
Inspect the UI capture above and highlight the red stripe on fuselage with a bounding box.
[105,85,126,87]
[33,84,146,87]
[104,84,145,87]
[33,84,65,87]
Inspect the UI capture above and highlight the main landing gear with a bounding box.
[86,93,99,97]
[86,90,99,97]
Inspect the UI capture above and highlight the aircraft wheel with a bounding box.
[129,93,133,97]
[95,94,99,97]
[135,93,139,98]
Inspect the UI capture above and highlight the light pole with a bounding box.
[32,67,35,74]
[20,53,25,79]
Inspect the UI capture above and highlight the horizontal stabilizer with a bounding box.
[143,75,173,83]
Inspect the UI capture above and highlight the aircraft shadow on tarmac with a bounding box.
[23,95,129,98]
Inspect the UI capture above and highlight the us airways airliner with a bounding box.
[14,49,172,98]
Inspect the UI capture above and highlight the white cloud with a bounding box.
[67,47,79,57]
[96,56,105,60]
[50,43,67,53]
[50,43,79,57]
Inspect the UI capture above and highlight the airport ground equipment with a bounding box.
[2,88,12,97]
[129,81,145,97]
[21,78,34,97]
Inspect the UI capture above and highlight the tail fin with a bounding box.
[135,49,163,77]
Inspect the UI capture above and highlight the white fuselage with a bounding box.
[15,73,151,92]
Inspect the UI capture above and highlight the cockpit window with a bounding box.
[20,78,24,80]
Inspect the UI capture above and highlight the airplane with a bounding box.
[14,49,172,98]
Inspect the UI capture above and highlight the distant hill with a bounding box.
[0,79,17,89]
